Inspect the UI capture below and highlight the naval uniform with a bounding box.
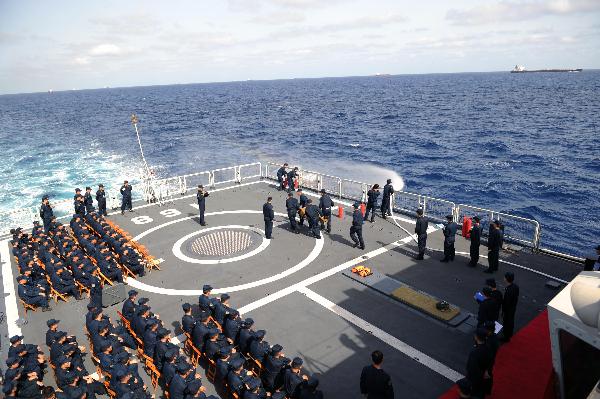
[350,208,365,249]
[487,228,503,272]
[442,220,458,262]
[286,197,300,232]
[364,189,380,222]
[96,189,107,216]
[84,192,94,214]
[305,204,321,239]
[380,183,394,218]
[469,223,482,267]
[414,215,428,259]
[263,202,274,239]
[287,170,298,193]
[276,167,287,191]
[40,203,54,233]
[360,365,394,399]
[319,194,334,233]
[502,283,519,341]
[196,190,208,226]
[120,184,133,212]
[466,342,492,398]
[298,193,308,226]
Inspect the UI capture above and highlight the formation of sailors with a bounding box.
[180,284,324,398]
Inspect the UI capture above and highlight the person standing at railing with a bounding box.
[287,167,299,193]
[40,196,54,233]
[196,185,209,226]
[84,187,94,214]
[469,216,482,267]
[486,221,503,274]
[441,215,457,263]
[364,184,380,223]
[319,189,335,234]
[96,184,107,216]
[277,163,288,191]
[380,179,394,219]
[414,208,428,260]
[263,197,275,239]
[120,180,133,215]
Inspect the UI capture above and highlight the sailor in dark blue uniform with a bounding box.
[486,221,503,273]
[287,167,299,193]
[414,208,428,260]
[84,187,94,214]
[262,344,290,392]
[40,196,54,233]
[283,357,308,398]
[299,376,323,399]
[142,320,159,359]
[286,192,300,233]
[318,189,334,233]
[469,216,482,267]
[228,358,252,395]
[380,179,394,219]
[120,180,133,215]
[198,284,218,314]
[216,347,232,383]
[276,163,288,191]
[98,253,124,283]
[181,303,195,335]
[192,312,211,351]
[214,293,231,325]
[364,184,380,223]
[238,318,255,354]
[441,215,458,262]
[360,350,394,399]
[17,275,51,311]
[249,330,269,362]
[196,185,209,226]
[74,194,86,216]
[263,197,274,239]
[297,189,309,226]
[350,202,365,250]
[96,184,107,216]
[224,309,242,343]
[122,290,138,322]
[52,267,81,300]
[304,199,321,239]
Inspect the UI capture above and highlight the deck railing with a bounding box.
[0,159,552,257]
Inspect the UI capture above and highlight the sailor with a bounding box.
[287,167,299,193]
[181,303,195,335]
[224,309,242,343]
[214,293,232,325]
[277,163,288,191]
[74,194,86,216]
[469,216,482,267]
[466,328,492,398]
[216,347,232,383]
[248,330,270,362]
[319,189,334,233]
[477,287,497,327]
[162,350,178,387]
[120,180,133,215]
[364,184,380,223]
[192,312,211,351]
[98,253,124,283]
[154,328,173,370]
[143,320,159,359]
[228,358,252,395]
[380,179,394,219]
[297,189,309,226]
[96,184,107,216]
[51,267,82,300]
[262,344,290,391]
[501,272,519,342]
[84,187,94,214]
[483,321,500,396]
[17,275,51,311]
[441,215,457,263]
[263,197,274,239]
[196,185,209,226]
[299,376,324,399]
[122,246,146,276]
[414,208,428,260]
[122,290,138,322]
[198,284,218,314]
[485,278,503,321]
[485,221,503,273]
[350,202,365,250]
[283,357,309,398]
[360,350,394,399]
[40,196,54,233]
[286,192,300,233]
[237,318,255,354]
[304,199,321,239]
[74,187,82,201]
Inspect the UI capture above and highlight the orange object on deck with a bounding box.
[294,179,299,189]
[337,205,344,219]
[462,216,472,238]
[360,203,366,216]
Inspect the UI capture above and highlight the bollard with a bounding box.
[337,205,344,219]
[360,203,366,217]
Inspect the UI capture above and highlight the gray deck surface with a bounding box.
[0,178,584,398]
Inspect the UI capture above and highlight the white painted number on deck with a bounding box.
[131,215,153,224]
[159,209,181,218]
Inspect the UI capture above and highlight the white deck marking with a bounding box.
[1,239,22,337]
[172,225,270,264]
[297,286,465,382]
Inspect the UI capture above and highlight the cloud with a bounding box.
[271,14,407,38]
[447,0,600,25]
[249,11,306,24]
[89,43,123,56]
[89,14,161,36]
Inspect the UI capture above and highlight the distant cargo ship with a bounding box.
[511,65,582,73]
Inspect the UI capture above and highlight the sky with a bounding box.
[1,0,599,94]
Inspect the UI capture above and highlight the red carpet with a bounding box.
[439,310,556,398]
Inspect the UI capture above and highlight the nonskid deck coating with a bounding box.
[0,178,584,398]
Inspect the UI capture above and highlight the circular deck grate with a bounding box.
[190,230,253,256]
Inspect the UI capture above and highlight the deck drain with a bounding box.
[190,230,253,256]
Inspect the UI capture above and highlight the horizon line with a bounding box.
[1,68,597,97]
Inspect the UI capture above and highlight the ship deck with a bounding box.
[0,177,584,398]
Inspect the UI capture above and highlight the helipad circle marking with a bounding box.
[127,210,324,295]
[172,225,269,264]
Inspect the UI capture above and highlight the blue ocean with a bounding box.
[1,72,598,257]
